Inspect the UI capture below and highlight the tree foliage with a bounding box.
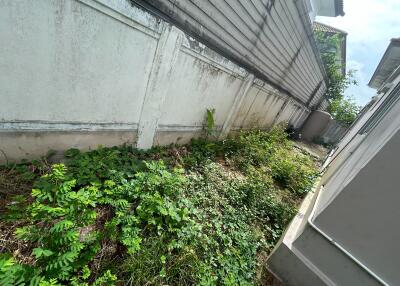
[328,96,361,126]
[314,31,360,126]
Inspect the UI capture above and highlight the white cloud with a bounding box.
[344,60,373,105]
[316,0,400,106]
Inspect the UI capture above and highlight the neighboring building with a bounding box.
[307,0,345,20]
[313,21,347,76]
[267,38,400,285]
[0,0,343,163]
[369,38,400,93]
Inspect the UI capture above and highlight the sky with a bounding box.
[316,0,400,106]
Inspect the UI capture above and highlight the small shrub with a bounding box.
[184,162,298,284]
[2,164,105,284]
[269,148,318,194]
[205,108,216,137]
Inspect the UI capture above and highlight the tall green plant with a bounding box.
[329,95,361,126]
[315,32,356,102]
[205,108,216,137]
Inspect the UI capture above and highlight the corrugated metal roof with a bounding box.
[313,21,347,35]
[369,38,400,89]
[132,0,328,108]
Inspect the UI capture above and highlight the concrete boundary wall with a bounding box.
[0,0,310,164]
[321,120,348,145]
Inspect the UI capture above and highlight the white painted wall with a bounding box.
[0,0,310,163]
[0,0,158,124]
[233,85,286,129]
[158,46,246,129]
[268,50,400,286]
[320,120,348,144]
[300,73,400,286]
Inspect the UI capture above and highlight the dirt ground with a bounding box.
[294,140,330,162]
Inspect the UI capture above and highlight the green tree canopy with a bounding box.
[314,31,360,126]
[329,96,361,126]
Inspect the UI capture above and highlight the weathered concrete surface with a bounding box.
[320,120,348,144]
[0,0,157,124]
[157,45,247,130]
[0,0,311,163]
[220,74,255,138]
[154,130,204,146]
[0,131,137,163]
[301,110,332,142]
[137,24,183,149]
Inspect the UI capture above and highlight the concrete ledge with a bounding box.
[0,130,137,164]
[154,130,204,146]
[267,241,326,286]
[293,226,378,286]
[0,128,216,164]
[267,189,329,286]
[0,126,219,164]
[267,183,379,286]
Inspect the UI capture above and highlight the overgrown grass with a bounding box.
[0,127,319,285]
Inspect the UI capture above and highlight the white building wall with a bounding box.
[267,54,400,286]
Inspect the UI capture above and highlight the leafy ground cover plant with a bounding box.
[0,126,319,285]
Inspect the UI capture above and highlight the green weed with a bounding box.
[0,127,318,285]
